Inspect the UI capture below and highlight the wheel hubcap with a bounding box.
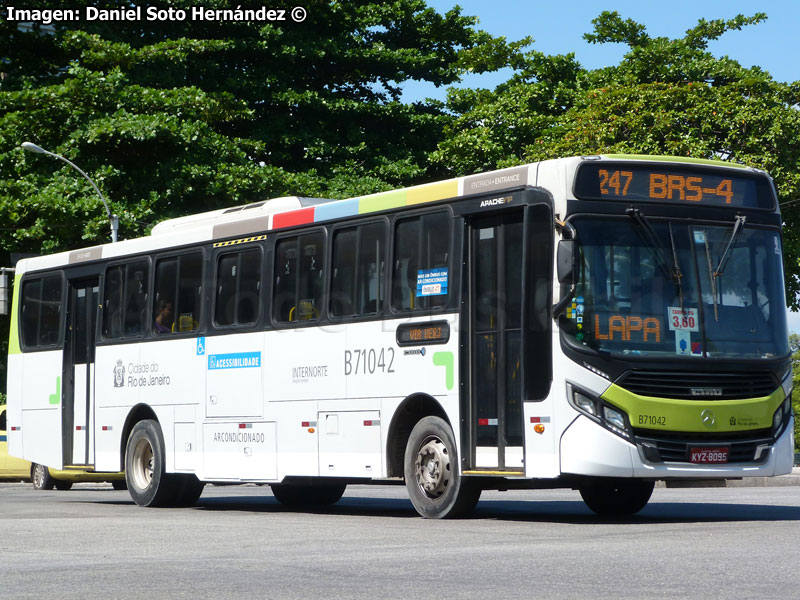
[34,465,44,488]
[131,437,154,491]
[415,437,450,498]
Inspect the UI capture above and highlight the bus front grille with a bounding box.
[617,370,777,400]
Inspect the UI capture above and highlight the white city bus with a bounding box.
[7,155,794,517]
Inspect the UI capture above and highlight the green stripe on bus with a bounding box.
[8,273,21,355]
[604,154,749,169]
[358,189,407,214]
[602,383,783,433]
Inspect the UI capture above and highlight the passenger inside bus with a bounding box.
[154,300,174,334]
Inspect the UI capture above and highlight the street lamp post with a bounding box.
[21,141,119,243]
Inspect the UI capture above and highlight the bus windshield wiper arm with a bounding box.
[626,208,672,280]
[713,215,746,277]
[668,222,684,312]
[626,208,684,311]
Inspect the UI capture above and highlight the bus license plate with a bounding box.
[689,447,729,464]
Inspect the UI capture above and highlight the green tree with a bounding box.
[435,11,800,307]
[0,0,523,256]
[790,334,800,453]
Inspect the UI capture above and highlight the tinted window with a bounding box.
[153,253,202,335]
[103,260,149,338]
[20,275,63,348]
[330,222,385,318]
[273,232,324,323]
[215,248,262,327]
[392,212,450,311]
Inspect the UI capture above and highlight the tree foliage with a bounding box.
[789,333,800,452]
[435,11,800,307]
[0,0,522,255]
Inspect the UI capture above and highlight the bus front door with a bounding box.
[62,277,99,467]
[468,211,525,471]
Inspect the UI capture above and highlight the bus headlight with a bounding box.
[604,406,626,430]
[573,391,598,416]
[772,396,792,438]
[567,383,631,440]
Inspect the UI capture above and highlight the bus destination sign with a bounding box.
[573,163,774,209]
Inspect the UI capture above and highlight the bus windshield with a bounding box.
[562,216,789,359]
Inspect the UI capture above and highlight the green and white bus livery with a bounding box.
[7,154,794,517]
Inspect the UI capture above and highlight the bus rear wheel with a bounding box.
[579,479,655,516]
[404,416,480,519]
[125,419,177,507]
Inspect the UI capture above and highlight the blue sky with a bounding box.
[402,0,799,101]
[403,0,800,335]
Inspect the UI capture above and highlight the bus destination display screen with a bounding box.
[396,321,450,346]
[573,163,774,209]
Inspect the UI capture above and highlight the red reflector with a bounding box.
[11,426,20,431]
[239,423,251,429]
[76,426,83,431]
[478,419,489,426]
[301,421,310,427]
[530,417,541,423]
[364,420,372,426]
[102,426,112,431]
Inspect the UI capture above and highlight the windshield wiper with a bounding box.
[626,208,684,311]
[714,215,746,277]
[704,215,746,322]
[702,234,719,322]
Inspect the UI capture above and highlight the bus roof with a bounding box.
[16,154,761,274]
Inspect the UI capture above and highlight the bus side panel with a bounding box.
[6,353,24,461]
[204,331,264,418]
[522,327,571,479]
[346,316,461,473]
[94,342,141,471]
[265,325,346,479]
[18,350,64,468]
[94,406,131,472]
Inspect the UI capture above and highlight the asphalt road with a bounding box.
[1,482,798,599]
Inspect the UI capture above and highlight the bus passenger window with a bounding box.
[124,261,149,335]
[153,252,202,335]
[104,260,149,339]
[330,222,385,318]
[21,279,43,348]
[103,266,124,338]
[215,248,262,327]
[273,232,324,323]
[20,275,63,348]
[392,211,450,312]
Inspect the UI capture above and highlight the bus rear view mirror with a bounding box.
[556,240,576,285]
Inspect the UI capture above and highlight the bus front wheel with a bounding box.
[125,419,177,507]
[579,479,655,516]
[404,416,480,519]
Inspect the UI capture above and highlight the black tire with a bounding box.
[53,479,73,491]
[111,480,128,491]
[579,479,655,516]
[172,474,205,507]
[270,482,347,506]
[31,463,55,491]
[404,416,481,519]
[125,419,177,507]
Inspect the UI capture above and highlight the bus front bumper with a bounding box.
[560,414,794,479]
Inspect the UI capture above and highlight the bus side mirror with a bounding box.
[557,240,576,285]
